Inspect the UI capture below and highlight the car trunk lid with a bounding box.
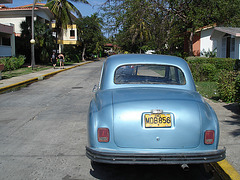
[112,88,202,149]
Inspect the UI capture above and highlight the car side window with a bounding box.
[114,64,186,85]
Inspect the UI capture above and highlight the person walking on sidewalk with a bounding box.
[58,53,65,69]
[51,51,57,69]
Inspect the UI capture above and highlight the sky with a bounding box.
[2,0,106,17]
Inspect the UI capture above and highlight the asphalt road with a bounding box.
[0,60,227,180]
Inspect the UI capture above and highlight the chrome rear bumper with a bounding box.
[86,147,226,164]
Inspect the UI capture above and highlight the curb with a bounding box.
[0,61,93,93]
[211,160,240,180]
[36,61,93,80]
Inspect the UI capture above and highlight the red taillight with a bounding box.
[98,128,109,142]
[204,130,215,144]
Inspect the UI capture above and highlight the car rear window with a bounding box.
[114,64,186,85]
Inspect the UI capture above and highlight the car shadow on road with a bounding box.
[90,162,223,180]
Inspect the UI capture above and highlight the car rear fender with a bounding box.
[88,90,115,148]
[198,100,220,149]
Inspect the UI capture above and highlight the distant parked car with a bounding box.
[145,50,155,54]
[86,54,225,165]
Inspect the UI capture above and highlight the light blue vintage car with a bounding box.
[86,54,225,165]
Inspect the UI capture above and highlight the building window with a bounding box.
[70,30,75,39]
[2,37,11,46]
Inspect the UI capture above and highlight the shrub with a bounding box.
[17,55,25,69]
[235,74,240,103]
[201,48,217,58]
[0,56,25,71]
[186,57,239,82]
[186,57,240,103]
[0,57,9,70]
[63,45,82,63]
[217,70,239,103]
[201,63,217,81]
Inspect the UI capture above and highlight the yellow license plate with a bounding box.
[145,114,171,128]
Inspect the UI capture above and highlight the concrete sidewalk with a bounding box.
[0,61,239,179]
[0,61,92,92]
[205,99,240,179]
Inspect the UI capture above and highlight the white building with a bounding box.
[211,27,240,59]
[0,3,54,57]
[0,4,54,37]
[0,22,15,56]
[0,0,14,57]
[55,24,81,53]
[199,27,217,56]
[189,25,217,57]
[191,26,240,59]
[0,3,80,54]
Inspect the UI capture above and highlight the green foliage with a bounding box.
[187,57,239,81]
[217,70,239,103]
[76,13,105,60]
[15,20,31,64]
[235,74,240,103]
[195,81,219,99]
[102,0,173,53]
[201,48,217,58]
[44,0,90,52]
[63,45,82,63]
[17,20,55,64]
[201,63,217,81]
[34,21,55,64]
[0,56,25,71]
[187,57,240,103]
[45,0,90,29]
[2,65,51,79]
[102,0,240,55]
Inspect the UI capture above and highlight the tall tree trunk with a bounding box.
[189,31,194,56]
[55,27,58,53]
[82,44,86,61]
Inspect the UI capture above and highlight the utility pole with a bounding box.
[30,0,37,70]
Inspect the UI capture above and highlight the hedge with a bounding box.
[236,74,240,103]
[217,70,239,103]
[186,57,239,82]
[0,55,25,71]
[186,57,240,103]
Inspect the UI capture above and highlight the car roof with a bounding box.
[100,54,196,91]
[107,54,186,66]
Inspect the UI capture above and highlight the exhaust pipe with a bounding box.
[181,164,190,171]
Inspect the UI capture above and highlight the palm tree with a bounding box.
[45,0,90,28]
[40,0,90,52]
[76,13,104,61]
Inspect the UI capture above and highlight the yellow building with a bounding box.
[52,23,80,53]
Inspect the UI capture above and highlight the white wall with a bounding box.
[62,27,77,41]
[200,28,215,56]
[11,33,15,56]
[233,37,240,59]
[0,17,25,34]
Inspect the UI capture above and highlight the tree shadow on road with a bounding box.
[223,103,240,115]
[223,103,240,137]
